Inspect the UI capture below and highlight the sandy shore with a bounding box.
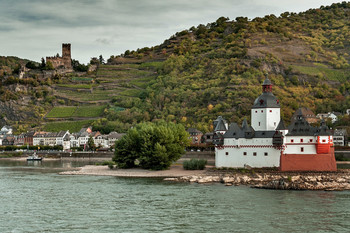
[59,164,208,177]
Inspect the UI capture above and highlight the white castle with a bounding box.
[213,77,336,171]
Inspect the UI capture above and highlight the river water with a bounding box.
[0,160,349,233]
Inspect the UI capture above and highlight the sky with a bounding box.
[0,0,344,64]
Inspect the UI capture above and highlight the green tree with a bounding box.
[99,55,105,64]
[113,121,190,170]
[40,57,46,68]
[87,136,96,151]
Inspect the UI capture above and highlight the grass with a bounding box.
[44,120,94,132]
[72,105,106,117]
[130,76,155,88]
[46,106,77,118]
[97,69,152,78]
[291,64,348,81]
[119,89,142,97]
[59,89,116,101]
[46,105,106,118]
[71,77,93,82]
[109,106,126,112]
[139,61,163,70]
[57,84,98,89]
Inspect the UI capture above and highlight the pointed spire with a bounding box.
[276,118,286,130]
[262,74,272,93]
[241,118,248,129]
[214,116,227,132]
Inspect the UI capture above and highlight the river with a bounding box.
[0,160,349,232]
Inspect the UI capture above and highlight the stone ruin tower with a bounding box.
[46,43,72,69]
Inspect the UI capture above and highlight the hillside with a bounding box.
[1,2,350,133]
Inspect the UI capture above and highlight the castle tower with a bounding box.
[62,43,72,69]
[251,76,280,131]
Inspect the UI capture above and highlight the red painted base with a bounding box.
[280,147,337,172]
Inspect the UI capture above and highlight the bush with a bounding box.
[183,159,207,170]
[101,161,115,166]
[113,121,190,170]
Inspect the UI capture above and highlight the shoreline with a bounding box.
[2,157,349,190]
[58,164,350,191]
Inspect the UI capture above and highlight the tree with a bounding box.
[71,59,88,72]
[99,55,105,64]
[113,121,190,170]
[45,61,54,70]
[26,61,38,69]
[40,57,46,68]
[87,136,96,151]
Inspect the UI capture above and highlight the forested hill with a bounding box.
[105,2,350,132]
[1,2,350,134]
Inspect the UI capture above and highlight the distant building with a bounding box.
[46,43,72,69]
[316,112,340,123]
[333,129,348,147]
[0,125,13,135]
[186,128,203,145]
[291,107,318,124]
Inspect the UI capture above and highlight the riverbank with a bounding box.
[59,164,207,177]
[59,163,350,191]
[175,169,350,191]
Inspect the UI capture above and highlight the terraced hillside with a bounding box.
[43,62,161,132]
[52,62,160,103]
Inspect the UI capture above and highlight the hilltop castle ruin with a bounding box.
[46,43,72,69]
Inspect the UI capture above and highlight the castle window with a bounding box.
[322,139,326,143]
[300,139,303,143]
[255,111,257,113]
[225,152,229,156]
[253,152,257,156]
[301,147,304,152]
[274,122,276,126]
[243,152,247,156]
[270,110,272,113]
[261,110,263,113]
[264,152,268,156]
[259,122,261,126]
[291,139,294,143]
[309,139,313,142]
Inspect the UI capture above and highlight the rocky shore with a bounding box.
[165,169,350,191]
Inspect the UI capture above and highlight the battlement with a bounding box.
[46,43,72,69]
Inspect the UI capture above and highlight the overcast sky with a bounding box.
[0,0,343,64]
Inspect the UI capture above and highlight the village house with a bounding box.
[186,128,203,145]
[316,112,341,123]
[24,131,35,146]
[0,125,13,135]
[2,135,15,146]
[291,107,318,124]
[33,132,47,146]
[55,131,70,146]
[107,132,125,148]
[333,129,348,147]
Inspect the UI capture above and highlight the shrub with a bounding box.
[113,121,190,170]
[183,159,207,170]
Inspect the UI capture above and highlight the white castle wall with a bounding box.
[215,138,281,168]
[251,108,280,131]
